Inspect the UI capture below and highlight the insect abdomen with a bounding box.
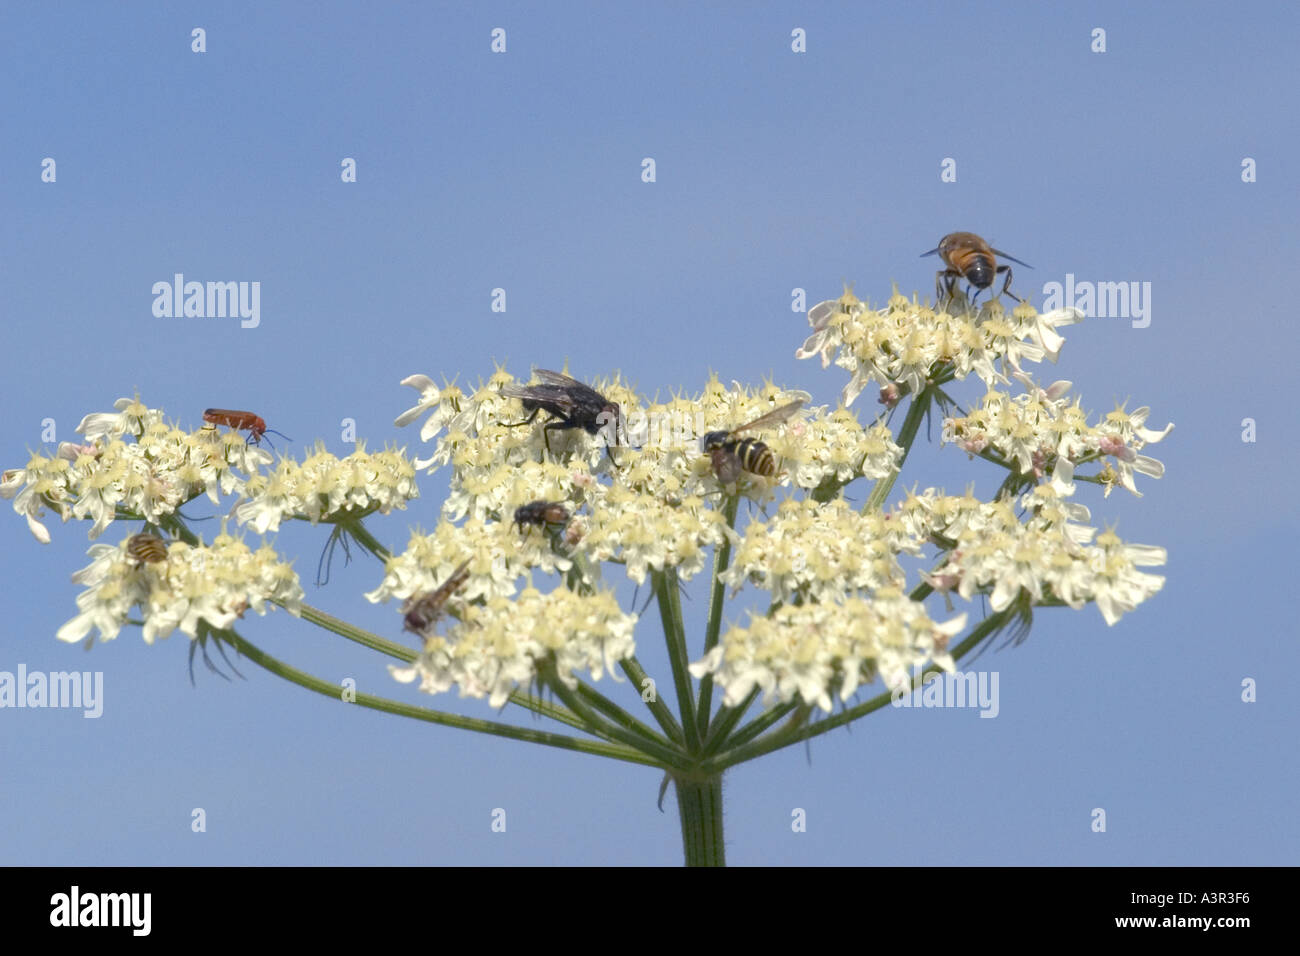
[960,252,996,289]
[730,438,776,477]
[126,533,168,565]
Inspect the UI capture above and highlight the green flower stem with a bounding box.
[699,687,763,756]
[674,773,725,867]
[112,503,202,547]
[696,492,740,732]
[654,569,701,753]
[224,630,659,767]
[704,605,1018,773]
[574,681,676,751]
[864,385,933,513]
[619,655,685,744]
[539,660,692,771]
[500,691,601,733]
[339,516,391,562]
[293,598,409,658]
[712,698,797,754]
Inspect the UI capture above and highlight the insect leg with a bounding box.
[503,407,542,429]
[540,418,587,460]
[997,265,1022,302]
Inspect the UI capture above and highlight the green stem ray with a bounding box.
[225,630,659,766]
[696,492,740,733]
[864,386,933,513]
[619,656,684,744]
[655,569,701,752]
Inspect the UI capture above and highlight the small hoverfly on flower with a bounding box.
[402,560,471,637]
[126,533,169,567]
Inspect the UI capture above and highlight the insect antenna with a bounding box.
[249,428,292,452]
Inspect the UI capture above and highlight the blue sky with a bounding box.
[1,1,1296,865]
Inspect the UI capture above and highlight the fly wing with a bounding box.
[499,383,578,415]
[732,399,805,435]
[990,248,1033,269]
[430,559,471,604]
[530,368,582,387]
[531,369,606,404]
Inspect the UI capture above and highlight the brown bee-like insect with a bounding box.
[500,369,621,461]
[920,232,1032,308]
[401,559,471,637]
[126,533,169,567]
[703,399,805,484]
[512,500,571,534]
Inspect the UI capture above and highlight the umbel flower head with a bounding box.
[380,288,1171,714]
[57,528,303,647]
[797,285,1084,406]
[234,440,420,534]
[390,586,637,708]
[0,271,1176,869]
[690,593,966,712]
[2,273,1171,787]
[1,396,263,543]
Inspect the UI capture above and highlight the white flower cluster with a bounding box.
[896,485,1167,626]
[365,516,573,607]
[234,440,420,533]
[797,286,1084,406]
[722,498,919,604]
[391,587,637,708]
[1,396,261,542]
[398,370,900,511]
[581,485,727,585]
[942,381,1173,497]
[394,368,632,517]
[57,530,303,646]
[690,593,965,712]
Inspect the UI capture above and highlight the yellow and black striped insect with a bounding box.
[512,500,571,534]
[920,231,1032,308]
[703,399,805,484]
[126,533,169,567]
[401,559,471,637]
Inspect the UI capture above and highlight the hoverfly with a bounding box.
[203,408,292,448]
[920,232,1032,308]
[126,533,169,567]
[512,500,571,534]
[500,370,621,462]
[703,399,805,484]
[401,559,471,637]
